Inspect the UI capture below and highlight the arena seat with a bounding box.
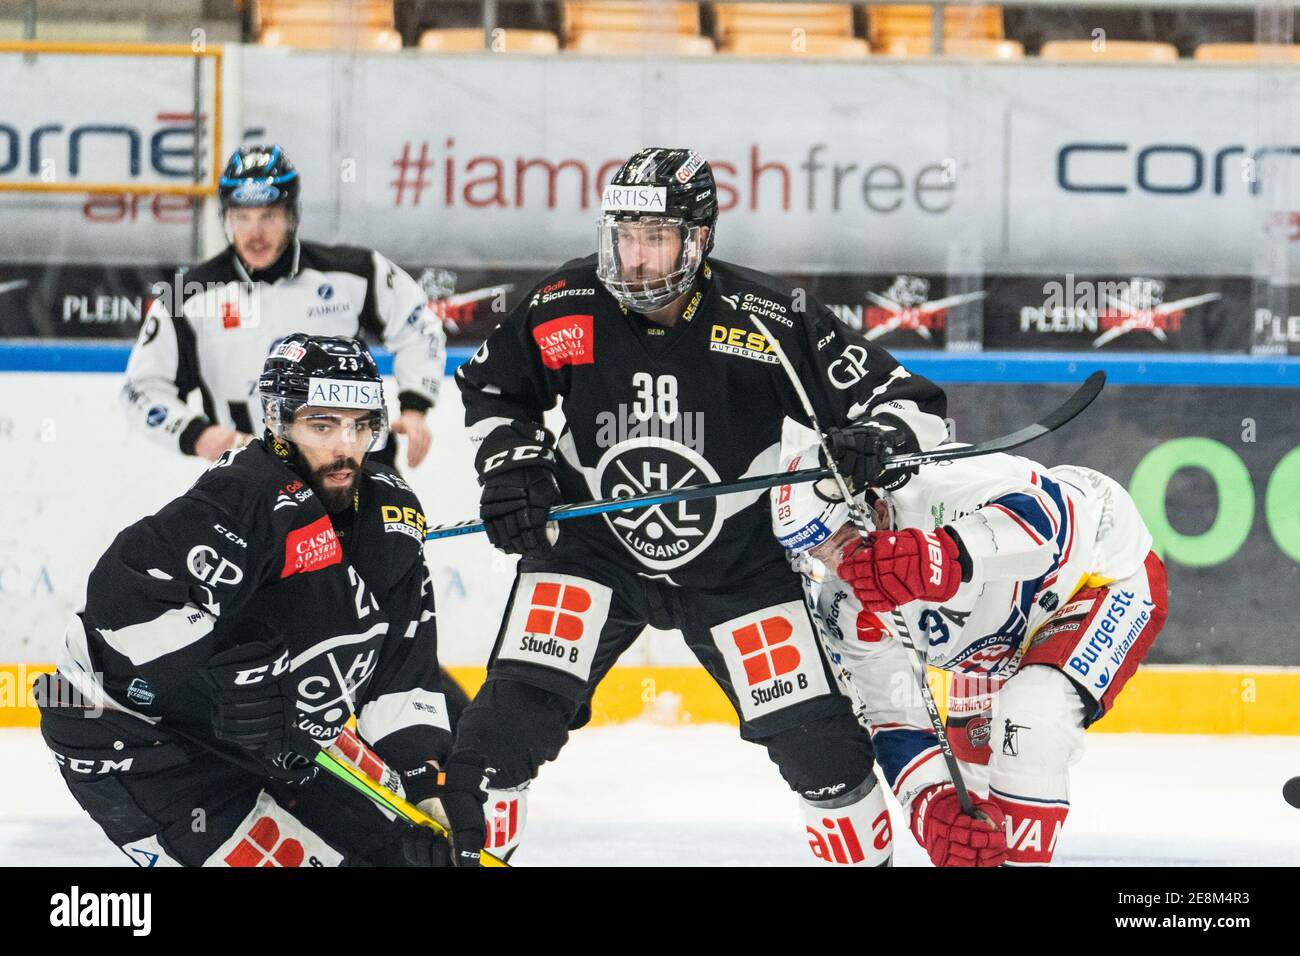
[867,5,1005,54]
[562,2,701,43]
[259,23,402,50]
[713,3,855,42]
[568,30,714,55]
[719,32,868,58]
[1194,42,1300,62]
[877,35,1023,58]
[1039,39,1179,62]
[254,0,395,31]
[419,28,560,54]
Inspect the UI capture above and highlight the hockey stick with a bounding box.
[424,371,1106,542]
[747,315,985,821]
[314,747,508,868]
[135,696,507,867]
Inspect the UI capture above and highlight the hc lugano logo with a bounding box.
[594,437,723,572]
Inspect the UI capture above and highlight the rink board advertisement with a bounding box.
[0,352,1296,733]
[6,264,1298,356]
[1,51,1298,278]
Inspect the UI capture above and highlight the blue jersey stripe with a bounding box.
[873,728,940,787]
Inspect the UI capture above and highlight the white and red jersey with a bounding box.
[777,448,1154,811]
[844,450,1151,679]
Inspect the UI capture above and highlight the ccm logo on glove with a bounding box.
[233,651,290,686]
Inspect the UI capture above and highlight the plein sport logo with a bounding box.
[595,437,723,572]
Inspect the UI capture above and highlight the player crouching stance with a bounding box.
[772,447,1168,866]
[35,335,485,866]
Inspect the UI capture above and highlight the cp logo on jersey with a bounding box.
[594,437,722,572]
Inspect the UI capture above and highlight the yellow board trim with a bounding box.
[3,663,1297,735]
[0,42,223,196]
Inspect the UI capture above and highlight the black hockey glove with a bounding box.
[400,750,490,867]
[203,639,320,785]
[823,416,920,494]
[475,421,562,558]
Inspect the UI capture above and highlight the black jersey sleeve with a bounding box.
[454,284,565,441]
[82,493,270,712]
[791,301,949,450]
[354,550,452,770]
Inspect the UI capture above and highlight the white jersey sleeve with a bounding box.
[120,298,211,453]
[891,451,1068,584]
[370,251,446,412]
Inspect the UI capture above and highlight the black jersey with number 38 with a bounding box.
[457,255,949,589]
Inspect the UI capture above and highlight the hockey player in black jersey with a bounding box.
[36,335,487,867]
[447,147,951,865]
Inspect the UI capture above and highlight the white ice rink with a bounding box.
[2,723,1297,867]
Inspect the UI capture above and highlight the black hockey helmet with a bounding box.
[597,147,718,313]
[257,333,388,457]
[219,144,301,221]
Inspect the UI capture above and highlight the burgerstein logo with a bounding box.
[595,437,722,572]
[532,314,594,369]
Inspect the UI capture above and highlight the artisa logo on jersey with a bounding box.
[595,437,724,571]
[532,314,594,369]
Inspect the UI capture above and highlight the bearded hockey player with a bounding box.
[445,147,949,865]
[121,145,445,470]
[36,335,486,867]
[772,443,1168,866]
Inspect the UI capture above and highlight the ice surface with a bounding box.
[2,725,1296,867]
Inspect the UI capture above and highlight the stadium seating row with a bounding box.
[248,1,1300,61]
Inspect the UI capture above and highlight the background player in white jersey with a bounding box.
[772,443,1168,866]
[121,145,444,470]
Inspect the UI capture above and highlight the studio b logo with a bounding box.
[731,616,800,685]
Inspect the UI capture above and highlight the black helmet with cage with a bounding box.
[257,334,389,463]
[596,147,718,313]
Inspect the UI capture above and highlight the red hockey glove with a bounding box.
[837,527,963,611]
[911,785,1007,868]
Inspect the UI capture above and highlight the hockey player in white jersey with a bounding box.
[122,145,445,470]
[772,444,1168,866]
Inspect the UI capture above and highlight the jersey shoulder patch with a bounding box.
[297,241,375,281]
[181,250,241,288]
[525,256,603,317]
[362,465,428,548]
[188,441,304,528]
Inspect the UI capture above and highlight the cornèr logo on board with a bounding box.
[49,886,151,936]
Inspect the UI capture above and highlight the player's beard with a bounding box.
[308,456,362,514]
